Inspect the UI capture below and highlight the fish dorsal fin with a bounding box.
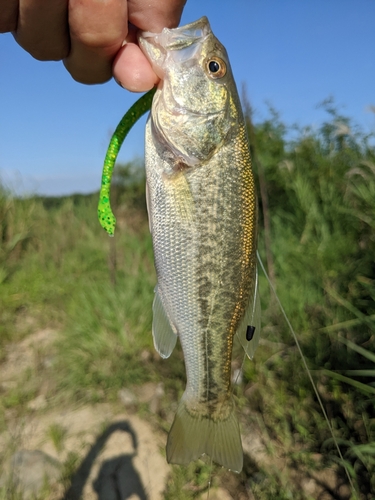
[236,266,261,360]
[152,287,178,358]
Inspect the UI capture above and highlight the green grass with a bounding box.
[1,105,375,498]
[241,100,375,498]
[47,423,67,454]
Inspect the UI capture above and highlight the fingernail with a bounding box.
[114,77,124,88]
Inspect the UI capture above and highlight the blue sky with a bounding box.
[1,0,374,195]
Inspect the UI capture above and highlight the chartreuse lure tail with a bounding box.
[98,87,156,236]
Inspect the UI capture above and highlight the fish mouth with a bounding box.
[138,17,224,117]
[138,17,211,79]
[140,16,211,51]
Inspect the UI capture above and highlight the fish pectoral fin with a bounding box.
[236,265,261,360]
[166,172,196,226]
[166,396,243,473]
[152,288,178,359]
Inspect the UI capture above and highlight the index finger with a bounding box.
[127,0,187,32]
[64,0,128,84]
[113,0,186,92]
[0,0,18,32]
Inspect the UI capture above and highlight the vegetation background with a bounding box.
[0,101,374,499]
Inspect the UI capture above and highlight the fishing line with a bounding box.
[256,250,357,496]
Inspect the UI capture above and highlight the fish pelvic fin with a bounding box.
[152,287,178,358]
[166,396,243,473]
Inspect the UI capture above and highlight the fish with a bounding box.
[138,16,260,473]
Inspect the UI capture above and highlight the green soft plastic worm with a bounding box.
[98,87,156,236]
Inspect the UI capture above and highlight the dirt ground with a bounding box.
[0,329,351,500]
[0,329,233,500]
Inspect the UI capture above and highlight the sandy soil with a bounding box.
[0,329,233,500]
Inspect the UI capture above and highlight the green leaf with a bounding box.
[338,336,375,364]
[322,368,375,395]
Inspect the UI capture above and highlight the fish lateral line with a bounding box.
[97,87,156,236]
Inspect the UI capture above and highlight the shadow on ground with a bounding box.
[64,420,147,500]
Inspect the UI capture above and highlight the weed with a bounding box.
[47,423,67,454]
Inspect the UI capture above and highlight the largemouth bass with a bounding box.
[139,17,260,473]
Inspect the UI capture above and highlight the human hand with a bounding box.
[0,0,186,90]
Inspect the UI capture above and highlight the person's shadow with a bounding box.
[63,420,147,500]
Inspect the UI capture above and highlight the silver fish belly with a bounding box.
[139,17,260,473]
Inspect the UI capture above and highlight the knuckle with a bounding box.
[30,47,69,62]
[64,60,112,84]
[0,19,17,33]
[21,41,69,61]
[0,6,18,33]
[73,31,121,51]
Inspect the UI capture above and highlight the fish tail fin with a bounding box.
[166,397,243,473]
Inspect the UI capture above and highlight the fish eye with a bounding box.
[206,57,226,79]
[209,60,220,73]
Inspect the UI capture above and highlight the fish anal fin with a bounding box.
[152,288,177,359]
[236,266,261,360]
[166,397,243,473]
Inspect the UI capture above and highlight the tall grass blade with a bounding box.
[322,369,375,395]
[338,335,375,363]
[257,250,358,498]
